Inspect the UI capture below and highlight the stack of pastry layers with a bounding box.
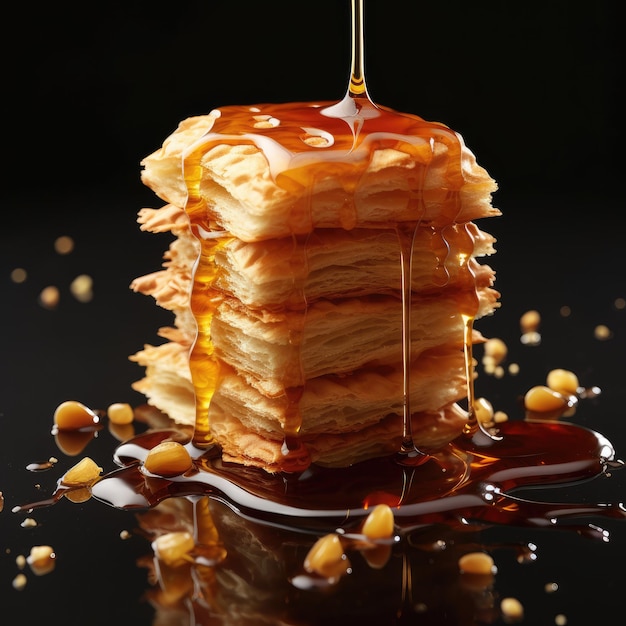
[131,110,500,472]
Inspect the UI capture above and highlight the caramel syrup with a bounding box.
[181,7,489,466]
[13,0,625,561]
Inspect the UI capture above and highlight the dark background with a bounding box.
[3,0,623,205]
[1,1,624,624]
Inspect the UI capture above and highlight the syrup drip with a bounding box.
[179,0,494,470]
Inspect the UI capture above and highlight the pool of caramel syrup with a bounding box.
[18,97,624,537]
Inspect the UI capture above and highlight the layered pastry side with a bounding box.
[130,99,501,473]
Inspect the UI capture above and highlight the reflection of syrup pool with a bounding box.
[87,419,623,534]
[15,407,626,624]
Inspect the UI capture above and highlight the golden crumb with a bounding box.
[483,337,507,364]
[54,235,75,254]
[70,273,94,302]
[143,441,193,477]
[493,410,509,423]
[107,402,134,425]
[546,369,579,396]
[61,457,103,487]
[524,385,570,413]
[20,518,38,528]
[10,267,28,283]
[594,324,612,340]
[520,309,541,333]
[38,285,60,309]
[27,545,56,576]
[12,573,27,590]
[500,597,524,622]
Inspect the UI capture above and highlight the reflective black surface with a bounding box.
[1,1,623,624]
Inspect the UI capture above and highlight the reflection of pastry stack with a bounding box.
[136,496,499,625]
[131,100,500,472]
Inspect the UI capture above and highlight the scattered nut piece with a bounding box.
[458,551,497,575]
[38,285,60,309]
[107,402,134,425]
[520,309,541,333]
[483,338,508,365]
[524,385,569,413]
[546,369,579,396]
[304,533,351,582]
[559,305,571,317]
[493,410,509,423]
[361,504,394,540]
[500,597,524,622]
[544,582,559,593]
[70,274,94,302]
[594,324,612,340]
[508,363,520,375]
[555,614,568,625]
[614,297,625,310]
[54,400,100,431]
[152,531,195,567]
[61,457,103,487]
[54,235,74,254]
[10,267,28,283]
[0,490,4,512]
[120,529,131,540]
[16,554,26,569]
[143,441,193,477]
[12,573,27,590]
[27,545,56,575]
[20,518,38,528]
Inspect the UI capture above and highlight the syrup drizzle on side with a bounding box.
[180,0,496,470]
[13,0,625,571]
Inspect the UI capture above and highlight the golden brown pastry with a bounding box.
[131,99,500,472]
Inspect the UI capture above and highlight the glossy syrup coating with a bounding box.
[181,97,494,468]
